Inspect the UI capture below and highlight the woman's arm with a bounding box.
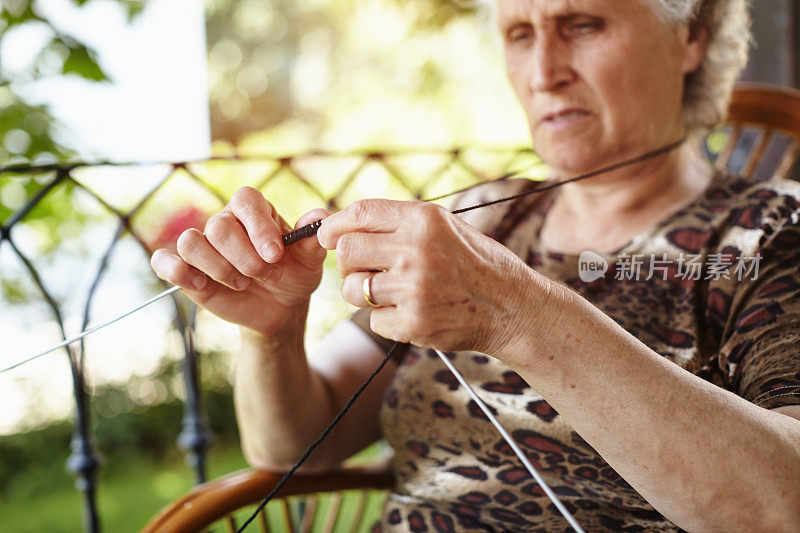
[504,275,800,532]
[776,405,800,421]
[235,315,395,472]
[152,187,395,473]
[318,197,800,531]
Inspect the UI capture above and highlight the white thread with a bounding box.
[1,285,181,374]
[4,276,582,532]
[434,349,586,533]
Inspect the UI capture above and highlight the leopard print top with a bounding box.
[352,170,800,532]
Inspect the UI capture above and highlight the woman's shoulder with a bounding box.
[692,171,800,259]
[711,172,800,226]
[643,171,800,269]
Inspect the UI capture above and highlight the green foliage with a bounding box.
[0,347,387,531]
[61,42,108,81]
[0,88,70,165]
[1,443,250,533]
[0,0,143,309]
[0,1,41,30]
[0,0,135,166]
[405,0,481,30]
[204,0,496,145]
[0,362,239,500]
[0,172,92,302]
[1,276,29,302]
[0,419,73,500]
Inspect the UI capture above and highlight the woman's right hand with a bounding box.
[150,186,330,336]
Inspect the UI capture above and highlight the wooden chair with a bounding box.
[141,83,800,533]
[141,462,394,533]
[713,83,800,180]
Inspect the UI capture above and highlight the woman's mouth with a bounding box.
[539,108,592,130]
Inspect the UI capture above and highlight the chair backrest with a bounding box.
[141,464,393,533]
[712,84,800,181]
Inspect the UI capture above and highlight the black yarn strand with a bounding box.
[235,341,400,533]
[280,137,686,244]
[239,137,685,531]
[451,137,685,215]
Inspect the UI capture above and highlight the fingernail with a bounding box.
[193,274,207,290]
[236,275,251,290]
[261,268,277,282]
[261,242,280,262]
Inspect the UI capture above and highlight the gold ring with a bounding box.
[363,273,378,308]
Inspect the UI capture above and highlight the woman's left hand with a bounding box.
[317,199,550,356]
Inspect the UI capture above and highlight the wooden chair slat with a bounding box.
[724,84,800,181]
[299,495,317,533]
[142,464,392,533]
[775,140,800,180]
[225,514,237,533]
[349,492,368,533]
[742,128,773,178]
[321,492,342,533]
[280,499,295,533]
[715,123,741,172]
[258,507,270,533]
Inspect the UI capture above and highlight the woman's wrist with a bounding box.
[491,265,569,370]
[240,301,310,356]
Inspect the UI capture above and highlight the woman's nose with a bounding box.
[528,36,577,92]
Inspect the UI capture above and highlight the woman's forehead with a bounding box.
[496,0,642,23]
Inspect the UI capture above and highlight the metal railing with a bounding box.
[0,146,541,532]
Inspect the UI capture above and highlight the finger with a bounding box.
[342,270,397,309]
[335,232,395,278]
[317,199,404,250]
[289,208,331,268]
[369,307,410,344]
[151,248,212,295]
[204,213,279,282]
[225,186,287,264]
[176,228,255,291]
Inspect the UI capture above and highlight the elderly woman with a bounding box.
[152,0,800,530]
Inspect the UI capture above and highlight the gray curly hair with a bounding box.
[475,0,752,132]
[650,0,752,131]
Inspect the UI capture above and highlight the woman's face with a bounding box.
[498,0,704,174]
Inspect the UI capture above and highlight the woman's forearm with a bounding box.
[506,274,800,531]
[234,305,337,471]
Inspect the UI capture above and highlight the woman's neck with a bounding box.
[541,142,714,254]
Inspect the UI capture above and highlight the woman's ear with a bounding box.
[682,23,710,74]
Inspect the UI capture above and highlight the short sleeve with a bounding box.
[718,215,800,409]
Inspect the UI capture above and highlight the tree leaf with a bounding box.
[122,0,147,22]
[0,1,42,29]
[61,43,109,82]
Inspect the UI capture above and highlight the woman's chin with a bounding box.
[534,141,608,177]
[531,126,610,175]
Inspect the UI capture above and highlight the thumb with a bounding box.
[289,208,331,267]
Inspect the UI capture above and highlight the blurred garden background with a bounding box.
[0,0,798,531]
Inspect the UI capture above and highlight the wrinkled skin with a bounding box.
[151,186,330,336]
[317,198,546,356]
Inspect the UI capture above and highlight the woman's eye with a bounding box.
[565,19,603,36]
[572,23,597,33]
[507,24,533,43]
